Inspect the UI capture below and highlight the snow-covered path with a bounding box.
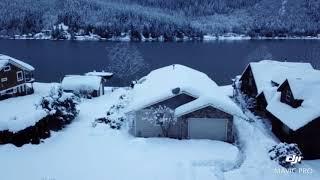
[225,116,320,180]
[225,91,320,180]
[0,88,239,180]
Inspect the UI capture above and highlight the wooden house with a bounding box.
[266,71,320,159]
[0,54,35,100]
[239,60,313,115]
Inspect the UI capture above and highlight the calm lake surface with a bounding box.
[0,39,319,86]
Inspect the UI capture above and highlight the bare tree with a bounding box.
[106,43,150,81]
[246,45,273,62]
[143,105,177,137]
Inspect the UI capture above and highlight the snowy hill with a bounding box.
[0,0,319,40]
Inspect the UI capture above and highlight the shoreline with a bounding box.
[1,33,320,42]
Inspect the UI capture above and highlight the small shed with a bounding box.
[61,75,104,98]
[85,71,113,86]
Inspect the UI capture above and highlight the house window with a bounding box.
[4,65,11,72]
[1,77,7,82]
[17,71,24,81]
[285,89,291,103]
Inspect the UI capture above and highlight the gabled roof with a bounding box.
[0,54,35,71]
[286,70,320,99]
[127,64,245,119]
[243,60,313,100]
[266,70,320,131]
[61,75,102,91]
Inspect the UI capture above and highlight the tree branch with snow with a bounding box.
[143,105,177,137]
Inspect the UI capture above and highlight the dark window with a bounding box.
[4,65,11,72]
[17,71,23,81]
[285,89,291,103]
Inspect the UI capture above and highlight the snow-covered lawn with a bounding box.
[0,87,240,180]
[0,83,58,132]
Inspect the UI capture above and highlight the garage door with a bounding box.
[188,118,227,141]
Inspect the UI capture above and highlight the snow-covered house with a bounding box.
[61,75,104,98]
[0,54,35,100]
[127,65,245,142]
[239,60,314,114]
[266,71,320,159]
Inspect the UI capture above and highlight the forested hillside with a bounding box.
[0,0,319,40]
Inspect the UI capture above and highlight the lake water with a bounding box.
[0,39,319,86]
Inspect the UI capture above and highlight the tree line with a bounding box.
[0,0,319,40]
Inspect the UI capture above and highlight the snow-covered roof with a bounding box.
[247,60,313,97]
[0,54,35,71]
[287,70,320,99]
[266,70,320,131]
[85,71,113,77]
[127,64,245,119]
[61,75,102,91]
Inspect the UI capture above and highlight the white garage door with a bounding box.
[188,118,227,141]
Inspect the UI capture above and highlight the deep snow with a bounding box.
[0,83,58,132]
[0,86,240,180]
[0,83,319,180]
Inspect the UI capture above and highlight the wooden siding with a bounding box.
[255,92,268,116]
[0,63,25,91]
[278,80,303,108]
[293,118,320,159]
[267,111,320,159]
[240,65,270,115]
[240,65,258,97]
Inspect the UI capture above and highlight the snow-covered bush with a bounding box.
[269,143,302,169]
[72,87,95,99]
[143,105,177,137]
[40,87,79,125]
[92,94,129,129]
[242,94,256,110]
